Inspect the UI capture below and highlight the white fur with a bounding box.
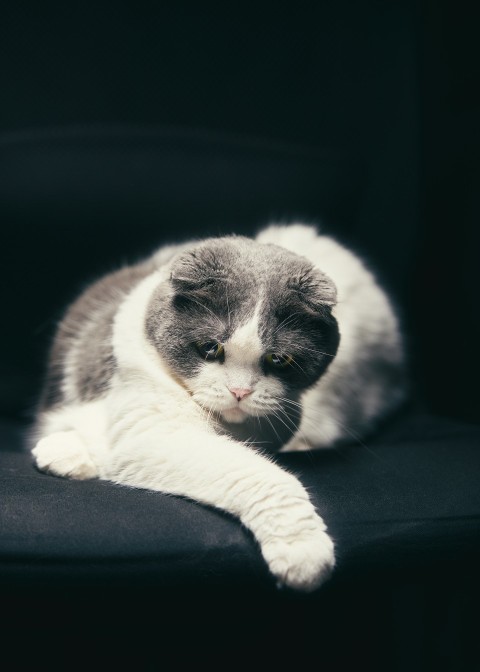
[33,223,405,591]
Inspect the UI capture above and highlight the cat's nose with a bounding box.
[229,387,252,402]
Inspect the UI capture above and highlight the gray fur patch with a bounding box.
[40,261,156,410]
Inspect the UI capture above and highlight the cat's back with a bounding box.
[256,223,378,298]
[258,222,398,319]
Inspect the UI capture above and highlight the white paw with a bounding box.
[261,526,335,592]
[32,431,98,480]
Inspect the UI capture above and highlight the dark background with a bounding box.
[1,0,479,425]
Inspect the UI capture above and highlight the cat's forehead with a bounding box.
[224,299,264,363]
[166,235,336,344]
[175,236,312,291]
[189,242,298,320]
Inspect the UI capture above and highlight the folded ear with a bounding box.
[170,247,225,296]
[287,267,337,314]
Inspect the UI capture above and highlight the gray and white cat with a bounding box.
[31,223,406,591]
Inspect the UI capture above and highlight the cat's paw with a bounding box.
[32,431,98,480]
[261,526,335,592]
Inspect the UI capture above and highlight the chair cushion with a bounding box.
[1,410,479,591]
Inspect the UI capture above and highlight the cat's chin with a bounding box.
[221,407,249,424]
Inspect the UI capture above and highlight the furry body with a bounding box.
[32,224,406,591]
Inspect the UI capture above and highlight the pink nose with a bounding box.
[229,387,252,401]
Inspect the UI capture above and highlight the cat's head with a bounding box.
[147,236,340,442]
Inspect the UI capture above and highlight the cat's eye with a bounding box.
[196,341,224,361]
[264,353,293,368]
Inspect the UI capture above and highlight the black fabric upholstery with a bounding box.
[2,413,479,589]
[1,412,479,669]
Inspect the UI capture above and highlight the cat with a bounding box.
[31,223,407,592]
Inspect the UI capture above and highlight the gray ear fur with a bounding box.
[288,268,337,312]
[170,248,226,294]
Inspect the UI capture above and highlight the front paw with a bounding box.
[32,431,98,480]
[261,526,335,592]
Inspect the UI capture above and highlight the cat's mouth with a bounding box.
[221,406,249,424]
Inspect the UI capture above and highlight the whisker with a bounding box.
[324,416,387,461]
[183,295,224,328]
[277,396,303,409]
[262,412,283,443]
[287,408,386,462]
[269,407,298,435]
[292,343,336,358]
[271,312,304,337]
[253,408,262,434]
[290,358,309,377]
[225,284,232,329]
[271,405,318,459]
